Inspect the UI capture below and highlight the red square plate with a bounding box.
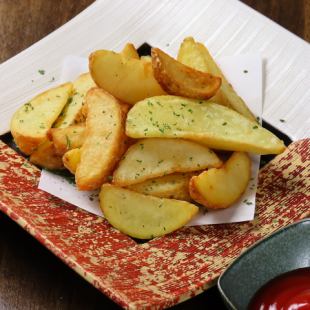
[0,139,309,308]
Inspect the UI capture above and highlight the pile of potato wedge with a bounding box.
[10,38,285,239]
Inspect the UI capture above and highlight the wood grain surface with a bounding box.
[0,1,309,309]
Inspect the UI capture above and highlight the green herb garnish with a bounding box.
[65,135,71,149]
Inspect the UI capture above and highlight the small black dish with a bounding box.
[217,219,310,310]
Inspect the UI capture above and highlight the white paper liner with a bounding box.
[39,54,262,225]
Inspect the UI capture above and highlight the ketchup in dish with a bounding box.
[248,268,310,310]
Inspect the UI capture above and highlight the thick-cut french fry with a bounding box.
[177,37,256,121]
[76,88,126,190]
[89,49,165,104]
[126,96,285,155]
[30,140,64,170]
[62,148,81,174]
[127,173,193,201]
[48,124,86,155]
[189,152,251,209]
[54,73,96,128]
[152,47,221,100]
[99,184,199,239]
[10,83,73,155]
[113,138,222,186]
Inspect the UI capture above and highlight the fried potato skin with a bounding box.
[189,152,251,209]
[75,88,126,190]
[99,184,198,239]
[10,83,73,155]
[152,47,221,100]
[113,138,222,186]
[48,124,86,155]
[177,37,256,121]
[89,49,165,104]
[126,96,285,155]
[29,140,64,170]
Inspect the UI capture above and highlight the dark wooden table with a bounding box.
[0,1,309,309]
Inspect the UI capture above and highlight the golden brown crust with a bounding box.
[151,48,221,100]
[189,152,251,209]
[11,133,43,155]
[75,88,127,190]
[29,140,64,170]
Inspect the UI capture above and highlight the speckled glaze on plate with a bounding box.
[218,219,310,310]
[0,139,309,309]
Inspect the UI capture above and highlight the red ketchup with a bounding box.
[248,268,310,310]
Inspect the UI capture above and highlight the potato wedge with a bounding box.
[189,152,251,209]
[53,73,96,128]
[121,43,139,60]
[126,96,285,155]
[89,49,165,104]
[177,37,256,121]
[177,37,210,73]
[62,148,81,174]
[127,173,193,201]
[29,140,64,170]
[48,124,86,155]
[152,47,221,100]
[113,138,222,186]
[10,83,73,155]
[99,184,198,239]
[75,88,126,190]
